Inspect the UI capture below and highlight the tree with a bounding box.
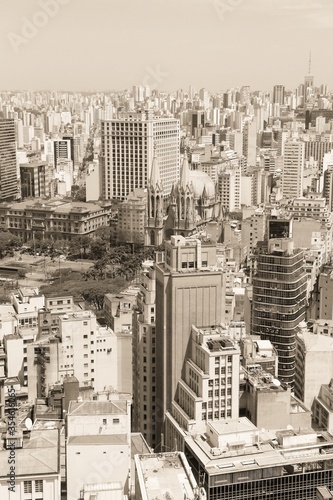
[95,225,112,243]
[0,232,20,258]
[72,185,86,201]
[89,238,107,260]
[40,272,127,311]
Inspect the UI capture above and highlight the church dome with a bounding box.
[189,170,215,199]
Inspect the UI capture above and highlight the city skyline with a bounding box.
[2,0,333,93]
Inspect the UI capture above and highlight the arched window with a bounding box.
[151,195,155,218]
[186,196,191,213]
[150,231,155,246]
[181,197,185,219]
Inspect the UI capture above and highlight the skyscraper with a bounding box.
[217,163,241,213]
[0,119,18,202]
[252,235,307,387]
[273,85,285,105]
[100,111,180,200]
[282,140,305,199]
[155,235,224,443]
[242,117,257,168]
[132,263,157,448]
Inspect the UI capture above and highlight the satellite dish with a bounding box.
[272,379,281,387]
[25,418,33,430]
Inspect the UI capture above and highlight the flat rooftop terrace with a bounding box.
[136,452,198,500]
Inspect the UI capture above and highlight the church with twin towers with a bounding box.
[145,147,222,246]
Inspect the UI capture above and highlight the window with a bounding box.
[113,418,120,424]
[24,481,32,493]
[103,419,107,425]
[35,480,43,493]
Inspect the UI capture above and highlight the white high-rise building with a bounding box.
[217,151,241,212]
[165,324,240,451]
[100,111,180,200]
[282,140,305,199]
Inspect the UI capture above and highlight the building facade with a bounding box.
[132,263,157,448]
[184,418,333,500]
[282,140,305,199]
[155,235,224,444]
[0,198,112,241]
[100,111,180,200]
[0,118,18,202]
[252,238,307,387]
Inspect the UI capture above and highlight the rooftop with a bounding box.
[297,329,333,352]
[184,422,333,476]
[131,432,151,458]
[135,452,199,500]
[0,428,59,477]
[68,400,128,416]
[0,198,111,214]
[67,434,128,446]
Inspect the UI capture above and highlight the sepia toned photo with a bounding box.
[1,1,333,499]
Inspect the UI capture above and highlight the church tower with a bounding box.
[144,147,165,246]
[170,154,196,236]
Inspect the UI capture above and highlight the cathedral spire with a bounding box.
[149,143,162,188]
[180,153,190,190]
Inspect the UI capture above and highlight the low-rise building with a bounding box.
[0,425,61,500]
[66,397,131,500]
[11,287,44,330]
[295,322,333,408]
[104,292,136,334]
[184,418,333,500]
[134,451,206,500]
[0,198,112,241]
[241,367,311,430]
[313,379,333,434]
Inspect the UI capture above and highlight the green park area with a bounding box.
[0,226,160,311]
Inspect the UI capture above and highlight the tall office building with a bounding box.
[155,235,224,444]
[252,235,307,387]
[242,117,257,168]
[323,166,333,212]
[100,111,180,200]
[239,86,250,106]
[191,110,205,137]
[0,119,18,202]
[132,263,157,448]
[282,140,305,199]
[273,85,285,105]
[20,161,51,199]
[53,137,73,167]
[217,163,241,212]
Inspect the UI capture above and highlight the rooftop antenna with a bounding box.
[308,50,312,75]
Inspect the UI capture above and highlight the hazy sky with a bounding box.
[1,0,333,93]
